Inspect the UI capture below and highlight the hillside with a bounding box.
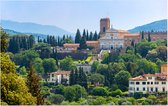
[0,20,74,37]
[128,19,167,33]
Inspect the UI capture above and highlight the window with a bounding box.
[142,82,146,85]
[162,82,166,84]
[151,88,153,92]
[148,77,152,79]
[163,87,165,92]
[143,87,146,91]
[137,87,139,91]
[151,82,153,85]
[130,82,134,84]
[155,87,158,92]
[52,74,54,77]
[155,82,159,84]
[147,82,150,84]
[129,87,133,90]
[103,27,106,32]
[136,82,140,85]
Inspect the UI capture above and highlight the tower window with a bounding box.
[103,27,106,32]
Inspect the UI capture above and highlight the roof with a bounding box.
[86,41,99,44]
[143,74,156,77]
[50,71,71,75]
[63,43,79,47]
[124,33,140,37]
[129,76,147,81]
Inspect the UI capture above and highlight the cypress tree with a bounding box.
[131,40,135,47]
[80,34,87,49]
[141,31,144,40]
[74,68,78,84]
[89,32,93,40]
[69,70,75,85]
[86,30,89,40]
[75,29,81,43]
[27,65,44,105]
[148,32,151,42]
[93,31,98,40]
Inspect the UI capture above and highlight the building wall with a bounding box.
[129,76,167,94]
[100,18,110,34]
[76,65,91,73]
[48,73,70,84]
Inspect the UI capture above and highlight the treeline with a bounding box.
[38,35,73,46]
[8,35,35,53]
[75,29,100,49]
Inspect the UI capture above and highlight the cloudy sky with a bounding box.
[1,0,167,33]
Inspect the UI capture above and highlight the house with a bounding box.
[129,64,168,95]
[63,43,80,51]
[47,70,71,84]
[76,64,92,73]
[86,41,99,49]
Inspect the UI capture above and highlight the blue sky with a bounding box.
[0,0,167,33]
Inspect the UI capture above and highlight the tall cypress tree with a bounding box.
[131,40,135,47]
[86,30,89,40]
[80,34,87,49]
[74,68,78,84]
[69,70,75,85]
[75,29,81,43]
[148,32,151,42]
[141,31,144,40]
[93,31,98,40]
[89,32,93,41]
[27,65,44,105]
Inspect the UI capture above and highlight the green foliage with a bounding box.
[1,53,36,105]
[91,87,108,96]
[14,50,39,68]
[47,93,64,104]
[0,28,8,52]
[26,65,44,105]
[32,58,44,75]
[110,89,123,97]
[42,58,57,73]
[114,70,131,91]
[89,73,104,86]
[64,85,87,102]
[32,43,51,59]
[18,66,27,75]
[91,61,99,73]
[156,46,167,61]
[60,56,75,71]
[89,96,107,105]
[53,84,65,95]
[75,29,81,43]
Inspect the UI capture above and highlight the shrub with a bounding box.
[110,89,122,97]
[91,87,108,96]
[47,93,64,104]
[134,92,143,99]
[89,96,107,105]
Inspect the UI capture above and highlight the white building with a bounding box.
[99,28,125,49]
[76,64,92,73]
[129,64,168,95]
[47,70,71,84]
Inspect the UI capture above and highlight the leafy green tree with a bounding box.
[156,46,167,61]
[32,58,45,75]
[53,84,65,95]
[42,58,57,73]
[0,28,8,52]
[91,61,99,73]
[32,43,51,59]
[18,66,27,75]
[114,70,131,91]
[89,96,107,105]
[75,29,81,43]
[110,89,123,97]
[91,87,108,96]
[146,49,158,62]
[47,93,64,104]
[14,50,39,68]
[78,67,88,89]
[60,56,75,71]
[1,53,36,105]
[26,65,44,105]
[126,62,138,76]
[89,73,104,86]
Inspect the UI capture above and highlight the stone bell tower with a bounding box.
[100,17,110,34]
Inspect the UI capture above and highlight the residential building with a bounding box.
[129,64,168,95]
[76,64,92,73]
[86,41,99,49]
[63,43,79,51]
[47,70,71,84]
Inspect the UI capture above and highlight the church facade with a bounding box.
[99,17,140,50]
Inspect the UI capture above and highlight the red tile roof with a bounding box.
[50,71,71,75]
[63,43,79,47]
[86,41,99,44]
[129,76,147,81]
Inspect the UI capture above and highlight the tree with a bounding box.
[91,87,108,96]
[60,56,75,71]
[148,32,151,42]
[126,62,138,76]
[29,35,35,48]
[26,65,44,105]
[70,70,75,85]
[32,43,51,59]
[1,53,36,105]
[32,58,45,75]
[110,89,123,97]
[131,40,135,46]
[47,93,64,104]
[89,96,107,105]
[93,31,98,40]
[80,34,87,49]
[53,84,65,95]
[78,67,88,89]
[14,50,39,68]
[89,73,104,86]
[75,29,81,43]
[141,31,144,40]
[42,58,57,73]
[91,61,99,73]
[114,70,131,91]
[156,46,167,61]
[0,28,8,52]
[64,85,87,102]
